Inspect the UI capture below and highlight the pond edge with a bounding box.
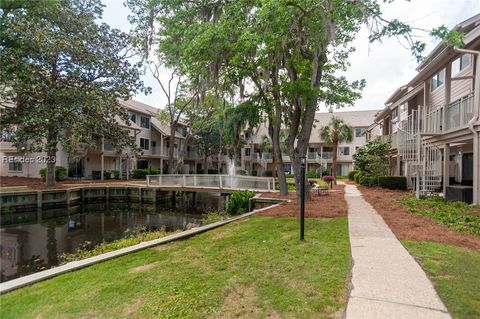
[0,198,284,294]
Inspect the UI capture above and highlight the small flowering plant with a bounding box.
[323,175,335,188]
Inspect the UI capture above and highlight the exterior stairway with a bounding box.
[397,109,443,196]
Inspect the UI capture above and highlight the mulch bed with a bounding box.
[0,176,144,190]
[257,185,347,218]
[358,185,480,250]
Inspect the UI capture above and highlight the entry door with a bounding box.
[462,153,473,185]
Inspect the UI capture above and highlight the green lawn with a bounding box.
[402,241,480,319]
[1,216,351,319]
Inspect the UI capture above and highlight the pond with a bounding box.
[0,192,226,282]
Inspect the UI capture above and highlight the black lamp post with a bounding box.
[300,155,306,241]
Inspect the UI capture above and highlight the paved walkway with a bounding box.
[344,183,451,319]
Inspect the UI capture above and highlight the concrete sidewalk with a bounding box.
[344,183,451,319]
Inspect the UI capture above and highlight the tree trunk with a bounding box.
[271,117,288,196]
[167,124,176,174]
[332,143,338,185]
[45,132,58,186]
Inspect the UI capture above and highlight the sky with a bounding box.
[101,0,480,113]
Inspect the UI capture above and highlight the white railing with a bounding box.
[445,94,474,130]
[423,93,475,134]
[146,174,276,191]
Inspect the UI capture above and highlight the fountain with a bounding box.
[227,158,237,188]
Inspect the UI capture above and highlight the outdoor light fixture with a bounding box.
[300,155,306,241]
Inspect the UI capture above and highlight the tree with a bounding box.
[353,137,391,176]
[320,117,353,184]
[223,101,261,166]
[133,0,463,198]
[0,0,147,185]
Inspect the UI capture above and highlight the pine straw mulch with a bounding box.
[257,184,347,218]
[358,185,480,250]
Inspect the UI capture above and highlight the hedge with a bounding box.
[132,168,161,179]
[378,176,407,190]
[348,170,358,181]
[39,166,67,181]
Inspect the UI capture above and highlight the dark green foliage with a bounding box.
[400,196,480,237]
[226,190,255,215]
[378,176,407,190]
[104,170,120,180]
[39,166,67,181]
[357,172,378,186]
[353,137,391,174]
[265,170,273,177]
[307,171,319,178]
[348,170,358,181]
[353,172,361,184]
[353,137,391,187]
[132,168,161,179]
[285,173,294,178]
[251,170,257,176]
[0,0,148,185]
[207,169,219,175]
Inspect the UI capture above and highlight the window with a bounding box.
[338,146,350,156]
[431,68,445,91]
[140,138,150,150]
[176,126,187,137]
[355,128,366,138]
[391,107,399,120]
[140,116,150,129]
[399,103,407,114]
[9,162,22,172]
[244,132,251,140]
[245,148,251,156]
[452,54,470,76]
[129,111,137,124]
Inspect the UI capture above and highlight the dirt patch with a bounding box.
[257,185,347,218]
[128,262,159,274]
[358,185,480,250]
[123,298,143,316]
[0,176,145,190]
[152,243,172,252]
[215,284,260,319]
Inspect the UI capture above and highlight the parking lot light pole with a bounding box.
[300,155,306,241]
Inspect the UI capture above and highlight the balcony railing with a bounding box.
[380,132,398,149]
[423,94,475,134]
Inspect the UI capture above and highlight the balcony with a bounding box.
[423,94,475,134]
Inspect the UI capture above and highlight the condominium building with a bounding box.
[371,14,480,205]
[241,110,380,177]
[0,99,226,179]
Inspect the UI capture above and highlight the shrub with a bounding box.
[226,190,255,215]
[285,173,294,178]
[39,166,67,181]
[307,170,318,178]
[132,168,161,179]
[353,172,361,183]
[378,176,407,190]
[348,170,358,181]
[323,175,335,183]
[207,169,219,174]
[104,170,120,179]
[357,172,378,186]
[265,170,273,177]
[251,170,257,176]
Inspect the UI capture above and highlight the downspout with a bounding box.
[468,117,478,205]
[454,47,480,205]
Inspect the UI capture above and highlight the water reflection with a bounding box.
[0,193,225,282]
